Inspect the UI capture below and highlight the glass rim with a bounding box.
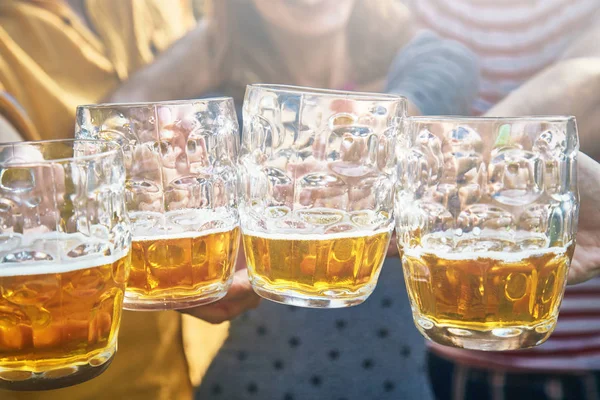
[0,138,122,166]
[247,84,407,102]
[406,115,576,124]
[77,97,234,109]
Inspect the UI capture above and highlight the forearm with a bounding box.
[560,13,600,60]
[106,22,224,103]
[486,57,600,160]
[385,30,480,116]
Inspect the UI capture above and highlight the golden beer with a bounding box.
[0,252,130,390]
[243,229,391,307]
[126,226,240,310]
[402,241,574,350]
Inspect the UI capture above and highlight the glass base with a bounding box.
[0,352,114,391]
[413,314,558,351]
[123,280,230,311]
[250,277,374,308]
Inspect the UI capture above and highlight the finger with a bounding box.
[220,269,255,302]
[183,299,259,325]
[182,289,261,324]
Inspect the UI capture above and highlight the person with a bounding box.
[108,0,478,118]
[0,1,258,399]
[112,1,480,399]
[401,0,600,398]
[102,0,477,398]
[409,0,600,158]
[0,1,480,398]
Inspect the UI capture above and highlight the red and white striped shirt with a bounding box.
[412,0,600,114]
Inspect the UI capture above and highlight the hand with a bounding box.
[568,152,600,284]
[180,248,261,324]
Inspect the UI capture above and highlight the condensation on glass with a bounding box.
[76,99,240,311]
[396,116,579,350]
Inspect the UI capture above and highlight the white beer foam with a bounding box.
[130,209,238,242]
[0,232,129,277]
[403,242,573,262]
[133,225,239,242]
[242,226,393,241]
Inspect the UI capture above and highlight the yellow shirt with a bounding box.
[0,1,228,399]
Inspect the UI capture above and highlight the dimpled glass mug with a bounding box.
[396,116,579,351]
[0,139,130,390]
[239,84,405,308]
[76,99,240,311]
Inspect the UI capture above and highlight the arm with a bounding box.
[486,57,600,160]
[560,13,600,60]
[385,30,480,116]
[487,10,600,157]
[106,21,228,103]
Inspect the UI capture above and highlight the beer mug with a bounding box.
[76,99,240,311]
[396,116,579,350]
[0,139,130,390]
[240,84,404,308]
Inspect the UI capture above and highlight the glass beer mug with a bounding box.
[396,116,579,350]
[76,99,240,311]
[0,139,130,390]
[240,84,405,308]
